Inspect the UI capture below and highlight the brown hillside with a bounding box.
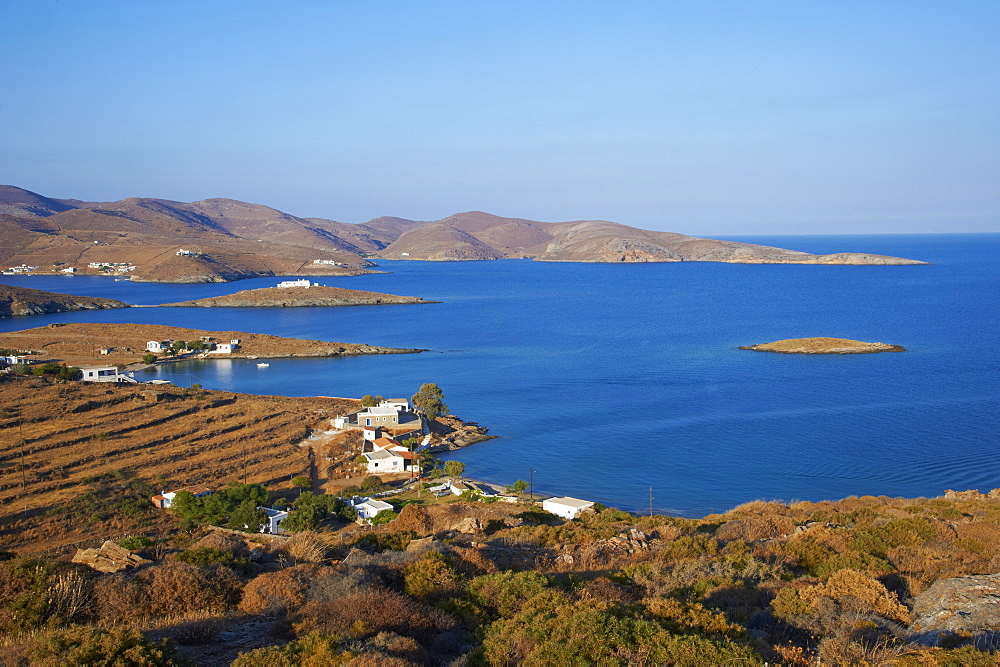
[0,375,360,552]
[0,322,422,366]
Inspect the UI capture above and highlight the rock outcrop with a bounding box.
[0,284,129,318]
[911,574,1000,643]
[72,540,151,573]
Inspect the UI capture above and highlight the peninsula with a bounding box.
[0,283,129,318]
[0,184,927,283]
[0,322,423,367]
[739,337,906,354]
[156,284,435,308]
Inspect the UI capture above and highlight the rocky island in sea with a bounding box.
[740,337,906,354]
[155,284,435,308]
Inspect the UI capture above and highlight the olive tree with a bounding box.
[411,383,448,419]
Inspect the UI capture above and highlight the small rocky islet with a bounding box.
[739,337,906,354]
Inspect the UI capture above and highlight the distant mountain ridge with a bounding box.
[0,185,926,282]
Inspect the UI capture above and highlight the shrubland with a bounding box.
[2,484,1000,664]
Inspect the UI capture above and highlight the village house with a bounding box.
[277,279,314,288]
[357,406,405,426]
[363,448,414,474]
[542,496,596,520]
[349,497,395,522]
[146,340,173,353]
[150,485,212,509]
[262,508,289,534]
[209,340,240,354]
[78,364,137,383]
[0,354,30,368]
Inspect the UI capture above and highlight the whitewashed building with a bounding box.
[277,279,313,288]
[542,496,596,520]
[78,365,137,383]
[262,508,289,534]
[349,497,395,521]
[146,340,173,353]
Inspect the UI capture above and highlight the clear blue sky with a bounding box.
[2,1,998,234]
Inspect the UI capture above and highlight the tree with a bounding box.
[507,479,529,495]
[443,460,465,479]
[227,500,266,532]
[370,509,397,525]
[411,383,448,419]
[292,475,312,491]
[360,394,383,408]
[141,353,157,365]
[187,340,206,351]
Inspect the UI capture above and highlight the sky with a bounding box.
[2,1,998,235]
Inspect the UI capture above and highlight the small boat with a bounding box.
[256,363,270,368]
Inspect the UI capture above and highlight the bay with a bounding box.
[2,233,997,516]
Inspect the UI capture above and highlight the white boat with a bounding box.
[256,363,270,368]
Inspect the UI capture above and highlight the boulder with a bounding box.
[910,574,1000,643]
[72,540,151,573]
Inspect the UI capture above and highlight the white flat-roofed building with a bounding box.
[277,279,312,288]
[78,365,137,383]
[542,496,596,520]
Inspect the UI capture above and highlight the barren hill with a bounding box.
[0,284,129,318]
[378,211,927,265]
[0,186,927,280]
[740,337,906,354]
[0,322,422,366]
[0,376,360,552]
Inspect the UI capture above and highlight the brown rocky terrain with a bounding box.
[740,337,906,354]
[0,375,361,552]
[157,285,434,308]
[0,284,129,318]
[0,186,926,283]
[0,322,422,366]
[376,211,928,265]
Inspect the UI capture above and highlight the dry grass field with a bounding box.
[0,375,360,552]
[0,322,418,366]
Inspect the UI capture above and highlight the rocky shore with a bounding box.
[740,337,906,354]
[0,284,129,318]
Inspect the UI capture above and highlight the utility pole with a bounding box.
[242,443,248,486]
[649,487,653,518]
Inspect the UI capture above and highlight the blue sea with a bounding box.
[2,234,997,516]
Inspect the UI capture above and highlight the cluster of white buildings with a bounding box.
[87,262,135,273]
[277,279,322,288]
[2,264,39,275]
[312,259,339,266]
[146,339,240,355]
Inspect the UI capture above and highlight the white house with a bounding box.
[349,497,395,521]
[277,279,313,288]
[60,267,76,273]
[363,448,413,474]
[262,508,289,534]
[357,406,404,426]
[176,248,196,256]
[542,496,596,520]
[362,425,383,442]
[151,485,212,509]
[78,365,137,383]
[0,355,28,367]
[378,398,411,412]
[209,340,240,354]
[146,340,173,353]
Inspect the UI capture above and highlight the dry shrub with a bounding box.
[448,545,498,576]
[770,642,812,665]
[346,652,419,667]
[239,563,329,614]
[93,574,152,625]
[817,633,910,665]
[729,499,790,516]
[283,531,330,563]
[955,521,1000,552]
[158,612,225,645]
[888,544,974,590]
[645,597,745,636]
[578,577,639,605]
[391,504,434,536]
[715,515,796,542]
[779,569,910,624]
[191,531,252,558]
[142,563,243,616]
[404,552,461,603]
[293,588,458,644]
[307,569,371,604]
[46,569,92,624]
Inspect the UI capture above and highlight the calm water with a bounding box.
[3,234,998,516]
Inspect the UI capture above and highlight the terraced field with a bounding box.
[0,376,359,552]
